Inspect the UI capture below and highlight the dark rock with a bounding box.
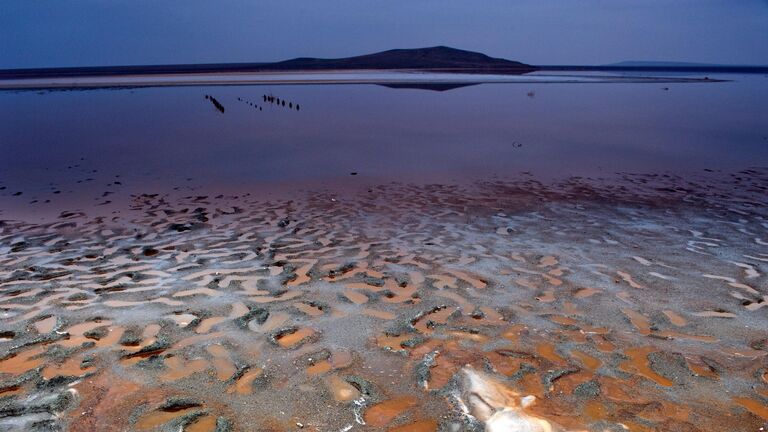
[66,293,89,302]
[327,262,356,278]
[750,338,768,351]
[29,419,61,432]
[0,369,40,393]
[118,328,142,346]
[159,397,202,411]
[415,351,438,389]
[122,335,170,359]
[647,351,692,385]
[234,307,269,329]
[508,363,536,382]
[400,335,427,349]
[542,367,580,393]
[494,349,535,359]
[362,276,385,287]
[574,380,601,398]
[83,327,108,340]
[344,375,381,401]
[135,355,166,370]
[37,375,82,391]
[216,417,234,432]
[160,410,207,432]
[42,345,81,363]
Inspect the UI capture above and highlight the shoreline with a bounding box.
[1,63,764,81]
[0,70,726,91]
[2,166,762,223]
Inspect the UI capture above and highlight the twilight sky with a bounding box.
[1,0,767,69]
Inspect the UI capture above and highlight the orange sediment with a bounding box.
[619,347,673,387]
[364,396,418,427]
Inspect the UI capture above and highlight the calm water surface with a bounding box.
[1,74,766,210]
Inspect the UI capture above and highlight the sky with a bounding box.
[1,0,767,69]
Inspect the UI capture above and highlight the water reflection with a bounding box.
[377,83,478,92]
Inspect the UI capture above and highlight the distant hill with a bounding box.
[538,61,768,74]
[267,46,535,73]
[606,61,748,68]
[0,46,535,80]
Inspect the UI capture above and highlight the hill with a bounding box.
[266,46,535,73]
[0,47,535,79]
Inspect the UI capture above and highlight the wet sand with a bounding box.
[0,168,767,431]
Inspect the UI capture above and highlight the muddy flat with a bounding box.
[0,79,767,431]
[0,169,767,431]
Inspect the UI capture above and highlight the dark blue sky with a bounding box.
[2,0,767,69]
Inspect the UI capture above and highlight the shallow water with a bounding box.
[1,74,766,214]
[0,75,767,431]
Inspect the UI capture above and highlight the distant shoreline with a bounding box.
[0,65,541,80]
[1,44,762,90]
[0,70,727,91]
[537,65,768,74]
[1,44,765,82]
[1,64,765,82]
